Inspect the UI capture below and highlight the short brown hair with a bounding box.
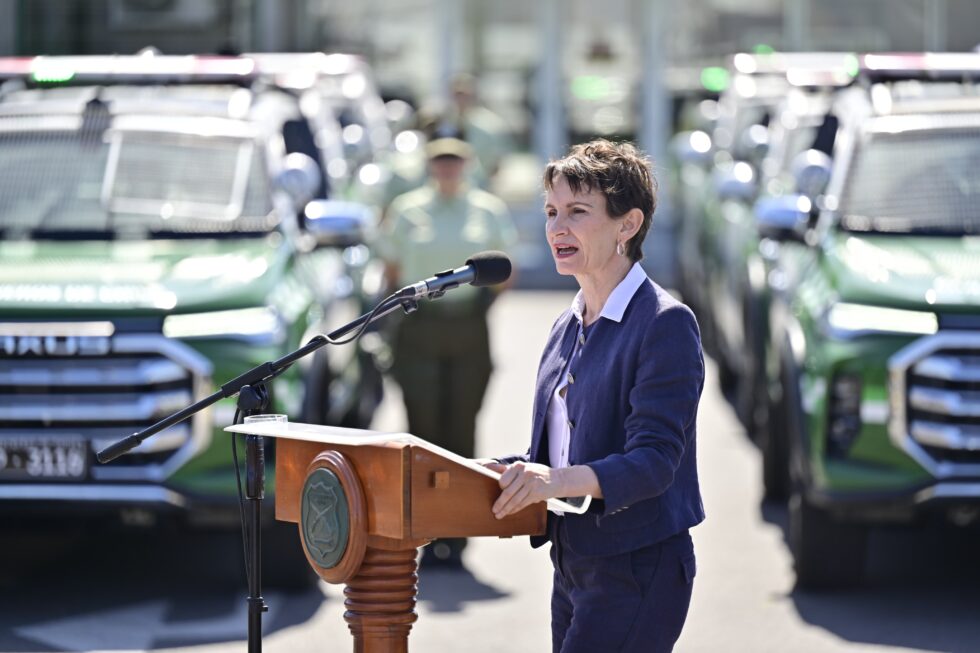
[543,139,657,262]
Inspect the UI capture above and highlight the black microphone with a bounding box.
[401,250,512,300]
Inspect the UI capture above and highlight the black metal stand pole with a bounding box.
[245,431,267,653]
[235,383,271,653]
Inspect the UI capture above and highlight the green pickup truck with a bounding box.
[758,54,980,587]
[0,56,384,583]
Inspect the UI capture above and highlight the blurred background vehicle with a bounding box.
[247,52,396,197]
[244,51,431,221]
[742,80,843,497]
[757,53,980,587]
[675,53,854,409]
[0,53,383,586]
[694,53,857,440]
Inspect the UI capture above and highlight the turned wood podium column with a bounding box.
[226,422,545,653]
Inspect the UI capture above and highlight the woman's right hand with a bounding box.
[490,461,603,519]
[491,461,561,519]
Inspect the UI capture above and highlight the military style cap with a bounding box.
[425,136,472,160]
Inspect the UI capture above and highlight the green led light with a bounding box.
[570,75,612,101]
[844,54,860,78]
[753,43,776,55]
[700,67,729,93]
[31,65,75,83]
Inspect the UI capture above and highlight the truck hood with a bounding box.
[0,236,289,316]
[826,232,980,309]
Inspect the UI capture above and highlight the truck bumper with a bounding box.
[807,480,980,525]
[0,482,272,528]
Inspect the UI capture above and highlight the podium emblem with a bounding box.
[301,468,350,569]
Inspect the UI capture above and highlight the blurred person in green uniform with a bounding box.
[378,135,518,567]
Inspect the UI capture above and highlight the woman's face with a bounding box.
[544,176,624,279]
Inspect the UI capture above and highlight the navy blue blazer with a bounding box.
[503,278,705,557]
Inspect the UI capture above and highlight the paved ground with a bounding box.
[4,290,980,652]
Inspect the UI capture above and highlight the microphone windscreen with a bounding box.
[466,251,512,287]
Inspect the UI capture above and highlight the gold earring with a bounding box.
[616,241,625,257]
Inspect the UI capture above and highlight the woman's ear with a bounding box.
[621,208,643,240]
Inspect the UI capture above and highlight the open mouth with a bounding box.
[555,245,578,259]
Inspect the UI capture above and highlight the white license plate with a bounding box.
[0,437,89,480]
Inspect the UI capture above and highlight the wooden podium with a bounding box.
[226,421,546,653]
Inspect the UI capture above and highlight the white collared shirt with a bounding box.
[547,263,651,470]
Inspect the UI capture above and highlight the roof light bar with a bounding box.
[0,55,256,86]
[0,57,34,78]
[729,52,860,90]
[244,52,365,89]
[860,52,980,81]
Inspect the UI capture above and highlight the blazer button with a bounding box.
[567,419,575,429]
[567,372,575,385]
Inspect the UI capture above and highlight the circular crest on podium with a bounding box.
[299,450,367,583]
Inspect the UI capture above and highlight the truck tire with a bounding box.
[761,363,792,501]
[263,520,319,590]
[789,489,867,590]
[718,356,738,397]
[761,417,789,501]
[740,290,769,437]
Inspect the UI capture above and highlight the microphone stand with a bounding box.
[97,289,419,653]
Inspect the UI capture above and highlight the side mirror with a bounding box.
[275,153,321,209]
[670,130,713,167]
[714,161,757,202]
[755,194,811,242]
[303,200,375,247]
[791,149,833,199]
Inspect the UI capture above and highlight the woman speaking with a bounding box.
[485,139,705,653]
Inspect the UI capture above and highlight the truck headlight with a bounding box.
[825,303,937,339]
[163,307,284,344]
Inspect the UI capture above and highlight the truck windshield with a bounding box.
[0,123,277,239]
[839,126,980,235]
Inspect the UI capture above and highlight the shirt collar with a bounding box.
[570,262,649,324]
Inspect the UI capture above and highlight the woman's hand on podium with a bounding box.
[487,461,602,519]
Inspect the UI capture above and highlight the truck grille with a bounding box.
[890,334,980,478]
[0,332,212,484]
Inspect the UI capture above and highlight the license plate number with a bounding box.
[0,437,89,480]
